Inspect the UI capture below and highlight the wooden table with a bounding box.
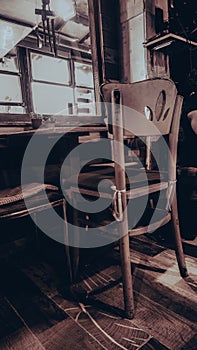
[0,123,107,281]
[0,123,107,184]
[0,125,107,136]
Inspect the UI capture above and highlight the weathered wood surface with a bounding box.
[0,262,102,350]
[0,233,196,349]
[0,294,44,349]
[0,125,107,136]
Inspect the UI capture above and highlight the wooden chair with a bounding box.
[0,182,71,279]
[0,183,63,219]
[66,78,188,319]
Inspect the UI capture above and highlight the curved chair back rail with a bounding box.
[101,78,178,137]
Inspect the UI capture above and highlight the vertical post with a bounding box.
[88,0,104,108]
[111,89,134,319]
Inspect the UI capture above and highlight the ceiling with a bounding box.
[0,0,40,26]
[0,0,90,57]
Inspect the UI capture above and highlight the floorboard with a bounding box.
[0,294,44,349]
[0,233,196,350]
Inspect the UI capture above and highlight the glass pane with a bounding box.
[61,21,89,40]
[0,105,24,114]
[32,82,74,115]
[0,74,22,102]
[0,54,18,72]
[51,0,76,21]
[75,87,95,115]
[31,53,70,84]
[74,62,94,88]
[0,20,32,58]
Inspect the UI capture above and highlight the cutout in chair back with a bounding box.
[162,107,170,121]
[155,90,166,121]
[144,106,153,121]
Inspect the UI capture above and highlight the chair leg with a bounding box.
[171,194,188,278]
[62,199,73,283]
[33,212,41,256]
[71,246,80,282]
[119,221,135,319]
[70,196,80,282]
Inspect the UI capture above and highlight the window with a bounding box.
[32,82,74,115]
[30,53,95,116]
[74,62,95,115]
[0,0,97,117]
[74,62,94,88]
[0,50,24,113]
[30,53,73,115]
[31,53,70,84]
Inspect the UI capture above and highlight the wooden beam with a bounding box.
[78,32,90,44]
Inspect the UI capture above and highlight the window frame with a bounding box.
[28,50,74,116]
[28,50,95,116]
[29,51,72,87]
[0,49,25,113]
[0,0,105,119]
[73,61,94,89]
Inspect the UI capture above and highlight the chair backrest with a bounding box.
[101,78,183,181]
[101,78,180,137]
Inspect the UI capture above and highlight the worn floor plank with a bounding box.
[20,260,169,349]
[38,318,103,350]
[20,252,197,350]
[0,294,44,349]
[0,262,106,349]
[1,233,196,350]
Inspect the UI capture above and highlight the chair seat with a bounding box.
[0,183,62,219]
[67,166,169,233]
[68,166,168,198]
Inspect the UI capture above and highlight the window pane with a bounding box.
[61,21,89,40]
[0,105,24,113]
[0,21,32,58]
[0,74,22,102]
[74,62,94,88]
[32,82,74,115]
[0,54,18,72]
[31,53,70,84]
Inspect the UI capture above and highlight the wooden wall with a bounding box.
[120,0,170,82]
[100,0,121,81]
[88,0,121,85]
[120,0,147,82]
[146,0,170,79]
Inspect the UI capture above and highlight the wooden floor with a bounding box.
[0,232,196,350]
